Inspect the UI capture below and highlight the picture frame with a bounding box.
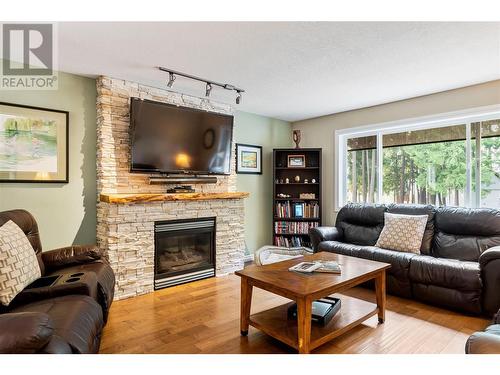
[294,203,304,218]
[287,154,306,168]
[0,102,69,183]
[236,143,262,174]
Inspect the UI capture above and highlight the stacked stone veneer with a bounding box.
[96,76,246,300]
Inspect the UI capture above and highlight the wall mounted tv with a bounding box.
[130,98,234,175]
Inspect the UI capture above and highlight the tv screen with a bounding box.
[130,98,234,175]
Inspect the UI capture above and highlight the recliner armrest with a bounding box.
[479,246,500,268]
[466,326,500,354]
[42,245,107,272]
[309,226,342,251]
[0,312,53,354]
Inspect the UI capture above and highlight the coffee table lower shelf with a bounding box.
[248,295,378,352]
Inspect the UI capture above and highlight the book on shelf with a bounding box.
[274,221,319,234]
[274,235,311,248]
[275,201,319,219]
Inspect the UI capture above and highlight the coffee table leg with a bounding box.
[240,277,253,336]
[296,297,312,354]
[375,270,386,324]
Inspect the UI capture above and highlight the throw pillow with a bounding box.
[0,220,41,306]
[375,213,428,254]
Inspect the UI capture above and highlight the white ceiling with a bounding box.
[56,22,500,122]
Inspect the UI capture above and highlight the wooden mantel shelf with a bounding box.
[100,192,250,204]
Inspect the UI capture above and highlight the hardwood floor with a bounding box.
[99,274,489,354]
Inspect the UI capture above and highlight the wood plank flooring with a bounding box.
[99,274,489,354]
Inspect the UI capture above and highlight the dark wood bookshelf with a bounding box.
[273,148,322,248]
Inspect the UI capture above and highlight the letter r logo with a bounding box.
[2,24,53,76]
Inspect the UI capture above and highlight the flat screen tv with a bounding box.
[130,98,234,175]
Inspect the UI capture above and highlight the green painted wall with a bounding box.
[0,70,97,250]
[0,70,291,254]
[233,111,292,254]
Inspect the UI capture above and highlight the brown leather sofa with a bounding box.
[0,209,115,353]
[466,310,500,353]
[310,203,500,316]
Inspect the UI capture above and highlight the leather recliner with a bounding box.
[310,203,500,316]
[466,310,500,353]
[0,209,116,353]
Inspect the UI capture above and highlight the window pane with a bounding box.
[381,125,467,206]
[471,120,500,208]
[346,135,377,204]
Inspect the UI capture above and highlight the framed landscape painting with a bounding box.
[236,143,262,174]
[0,102,69,183]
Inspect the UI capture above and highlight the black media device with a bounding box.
[130,98,234,175]
[287,297,341,325]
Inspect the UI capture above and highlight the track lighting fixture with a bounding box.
[158,67,245,105]
[205,82,212,97]
[167,72,176,88]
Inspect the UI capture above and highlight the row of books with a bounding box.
[274,235,311,248]
[274,221,319,234]
[275,201,319,218]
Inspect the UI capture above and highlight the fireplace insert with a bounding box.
[154,217,216,289]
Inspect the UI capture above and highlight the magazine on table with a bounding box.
[289,260,341,274]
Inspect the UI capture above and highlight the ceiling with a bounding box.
[55,22,500,122]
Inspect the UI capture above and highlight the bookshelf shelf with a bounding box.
[273,148,322,248]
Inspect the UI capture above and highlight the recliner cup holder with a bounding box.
[66,277,81,283]
[70,272,84,277]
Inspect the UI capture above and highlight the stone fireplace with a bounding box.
[96,76,248,300]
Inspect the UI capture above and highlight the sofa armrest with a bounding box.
[479,246,500,315]
[42,245,107,272]
[0,312,53,353]
[309,226,342,252]
[480,246,500,268]
[466,327,500,354]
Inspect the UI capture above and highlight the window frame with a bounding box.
[335,104,500,211]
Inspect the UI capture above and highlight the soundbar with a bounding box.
[149,175,218,185]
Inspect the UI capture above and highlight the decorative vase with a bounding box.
[293,130,301,149]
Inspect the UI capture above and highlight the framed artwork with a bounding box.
[0,102,69,183]
[236,143,262,174]
[287,154,306,168]
[294,203,303,218]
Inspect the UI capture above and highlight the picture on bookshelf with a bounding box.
[287,154,305,168]
[294,203,303,218]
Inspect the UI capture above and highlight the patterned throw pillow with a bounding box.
[0,220,41,306]
[375,213,428,254]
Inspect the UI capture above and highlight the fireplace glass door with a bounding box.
[154,217,215,289]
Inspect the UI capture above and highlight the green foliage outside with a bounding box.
[348,137,500,205]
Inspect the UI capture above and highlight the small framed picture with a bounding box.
[0,102,69,183]
[287,154,306,168]
[236,143,262,174]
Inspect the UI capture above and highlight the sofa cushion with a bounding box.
[0,221,41,306]
[387,204,436,255]
[375,213,428,254]
[433,207,500,261]
[11,295,103,354]
[409,255,481,291]
[335,203,386,246]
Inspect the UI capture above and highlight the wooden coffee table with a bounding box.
[235,252,390,354]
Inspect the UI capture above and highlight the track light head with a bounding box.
[236,91,242,105]
[167,72,176,88]
[205,82,212,97]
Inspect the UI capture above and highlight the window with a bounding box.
[336,106,500,209]
[346,135,377,204]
